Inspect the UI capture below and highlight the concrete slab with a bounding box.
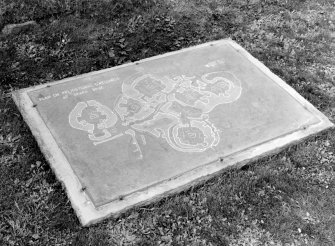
[12,39,333,226]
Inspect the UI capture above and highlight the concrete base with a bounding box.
[12,39,334,226]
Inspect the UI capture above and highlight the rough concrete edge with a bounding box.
[11,91,95,225]
[12,39,335,226]
[85,124,334,226]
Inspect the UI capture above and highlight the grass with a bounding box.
[0,0,335,245]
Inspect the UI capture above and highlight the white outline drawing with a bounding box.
[69,100,119,145]
[69,70,242,157]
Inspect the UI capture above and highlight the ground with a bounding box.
[0,0,335,245]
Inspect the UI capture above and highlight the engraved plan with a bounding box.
[69,71,242,154]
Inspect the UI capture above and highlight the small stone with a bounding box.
[108,49,115,58]
[2,21,38,35]
[36,161,41,167]
[249,0,260,4]
[161,235,172,242]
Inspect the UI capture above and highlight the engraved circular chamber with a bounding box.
[169,120,220,152]
[201,71,242,104]
[69,100,118,141]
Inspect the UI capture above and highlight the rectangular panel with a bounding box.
[12,39,333,225]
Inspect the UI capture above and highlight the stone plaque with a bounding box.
[12,39,333,225]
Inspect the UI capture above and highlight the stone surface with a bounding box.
[13,39,333,225]
[2,21,37,35]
